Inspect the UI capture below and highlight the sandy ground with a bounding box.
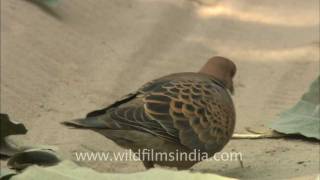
[1,0,319,179]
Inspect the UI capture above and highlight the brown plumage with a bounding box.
[63,56,236,169]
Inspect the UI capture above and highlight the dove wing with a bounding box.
[89,73,235,153]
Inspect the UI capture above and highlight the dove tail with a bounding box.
[62,116,108,129]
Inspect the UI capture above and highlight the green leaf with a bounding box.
[0,168,17,180]
[269,76,320,140]
[7,149,61,170]
[0,113,61,170]
[42,0,59,6]
[0,114,27,157]
[0,114,27,139]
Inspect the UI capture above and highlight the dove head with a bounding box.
[199,56,237,94]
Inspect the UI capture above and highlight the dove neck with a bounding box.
[199,62,234,94]
[199,66,229,86]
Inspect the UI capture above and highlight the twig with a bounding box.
[232,128,286,139]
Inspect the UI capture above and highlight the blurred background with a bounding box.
[1,0,319,179]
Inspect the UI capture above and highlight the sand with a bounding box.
[1,0,319,179]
